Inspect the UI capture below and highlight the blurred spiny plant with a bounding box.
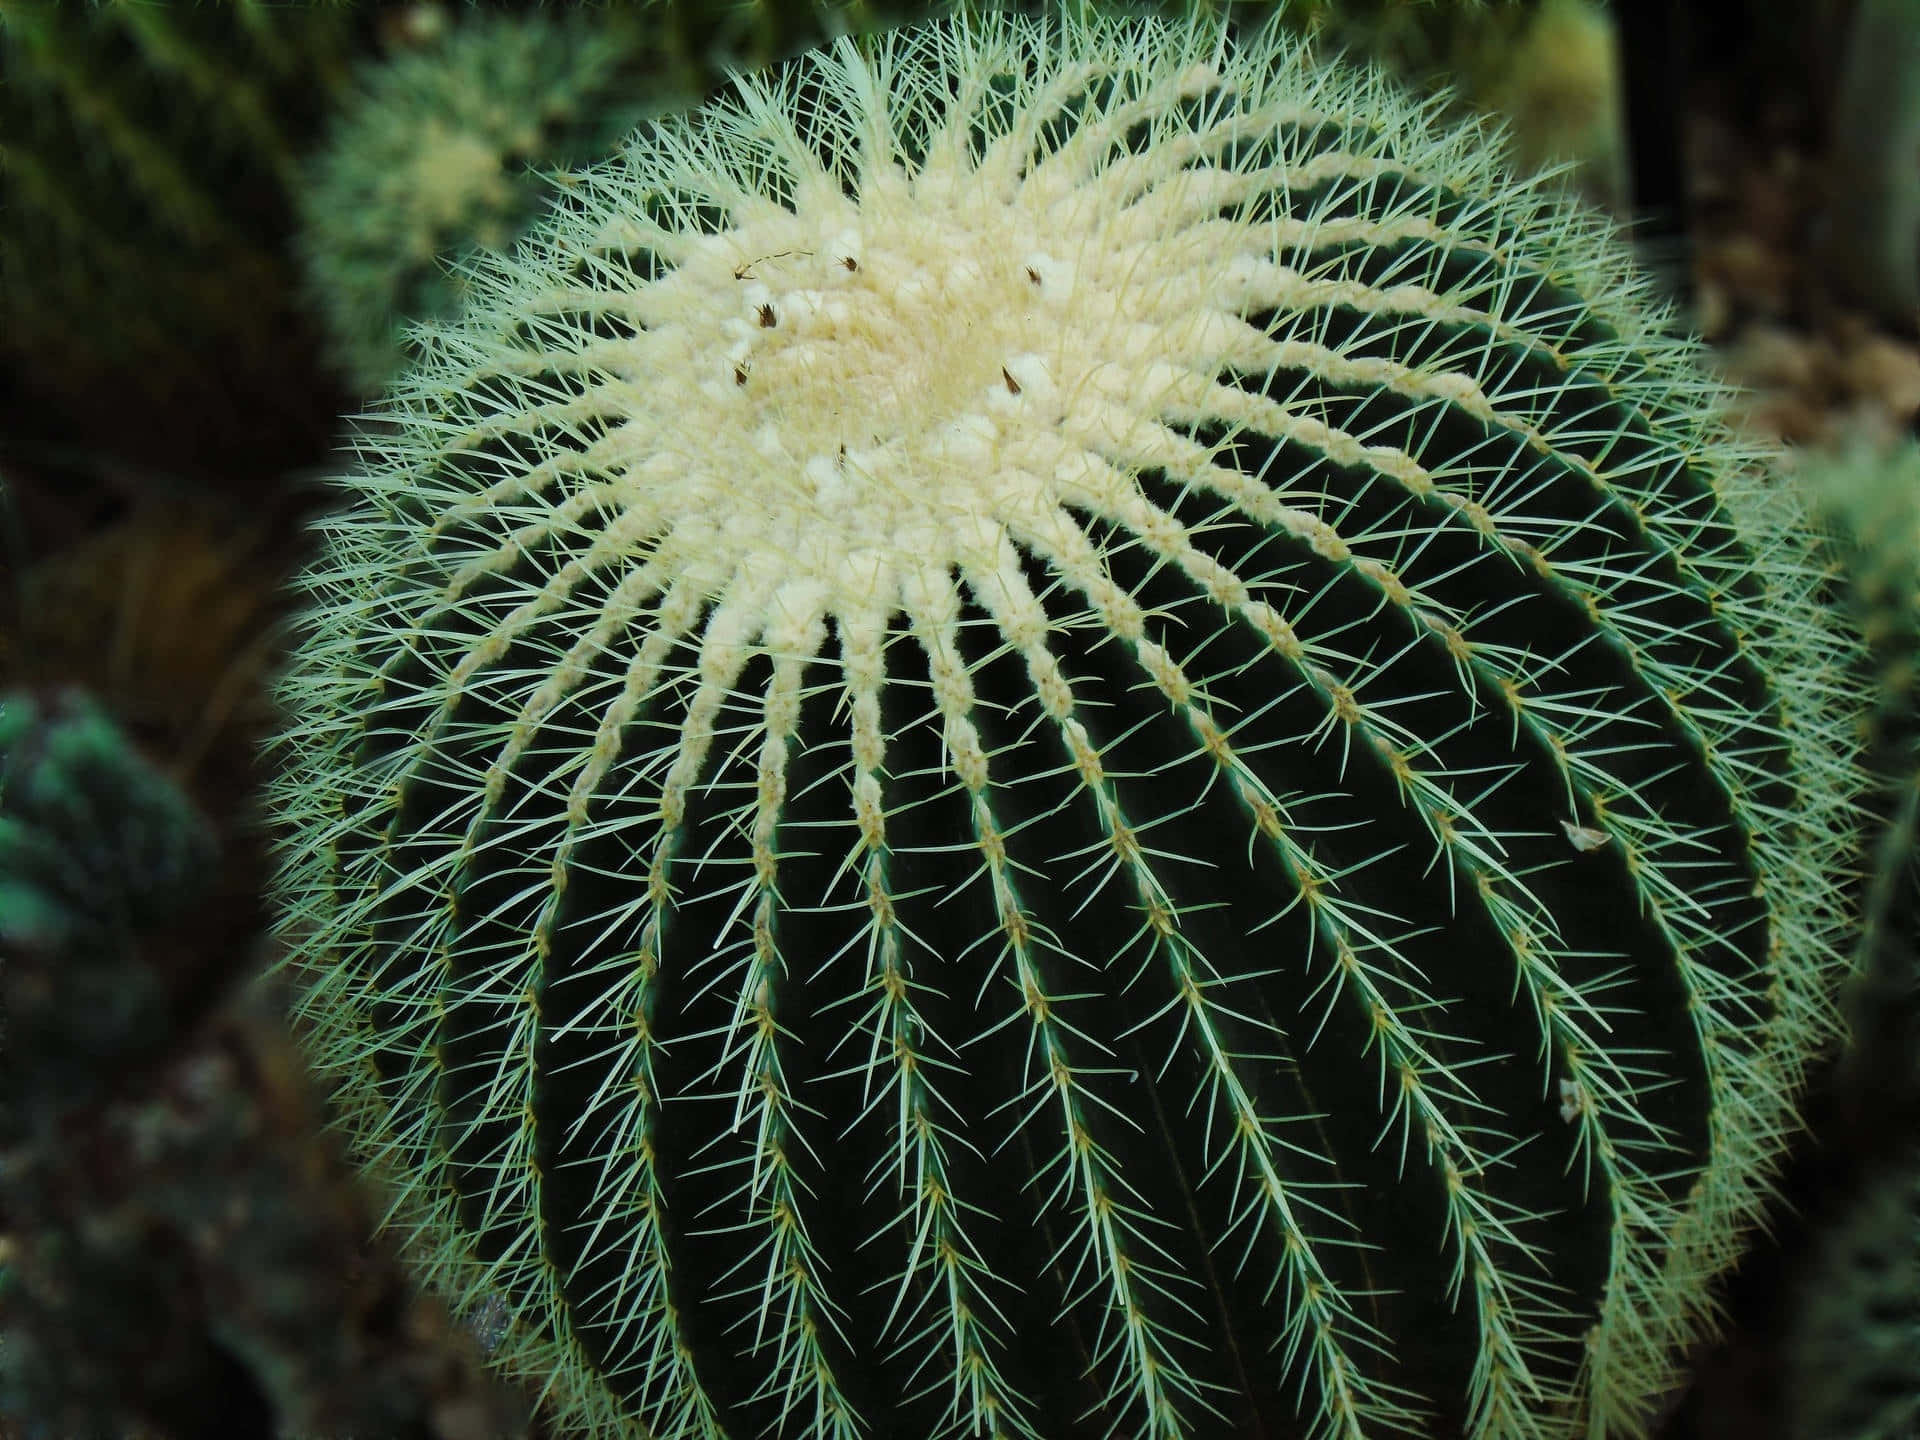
[265,9,1867,1439]
[1782,1156,1920,1440]
[1802,440,1920,1125]
[0,689,539,1439]
[299,6,666,394]
[1770,439,1920,1440]
[0,0,356,480]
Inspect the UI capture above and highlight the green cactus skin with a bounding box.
[267,11,1867,1439]
[296,7,688,396]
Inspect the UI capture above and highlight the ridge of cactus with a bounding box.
[265,9,1869,1438]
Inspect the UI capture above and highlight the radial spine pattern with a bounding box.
[269,12,1866,1439]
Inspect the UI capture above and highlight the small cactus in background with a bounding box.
[0,478,296,1011]
[0,0,353,478]
[0,691,217,1084]
[1800,439,1920,1170]
[297,6,672,395]
[268,11,1866,1438]
[1783,1154,1920,1440]
[0,689,536,1440]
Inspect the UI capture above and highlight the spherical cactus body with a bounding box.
[268,12,1865,1438]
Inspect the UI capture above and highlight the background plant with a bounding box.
[1802,439,1920,1128]
[0,0,355,484]
[1769,439,1920,1440]
[1821,0,1920,327]
[297,6,700,395]
[0,689,537,1439]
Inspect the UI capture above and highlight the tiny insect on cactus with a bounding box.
[266,9,1869,1438]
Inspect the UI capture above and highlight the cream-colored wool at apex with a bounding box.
[265,10,1868,1438]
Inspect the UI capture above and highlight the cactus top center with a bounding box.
[548,55,1246,622]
